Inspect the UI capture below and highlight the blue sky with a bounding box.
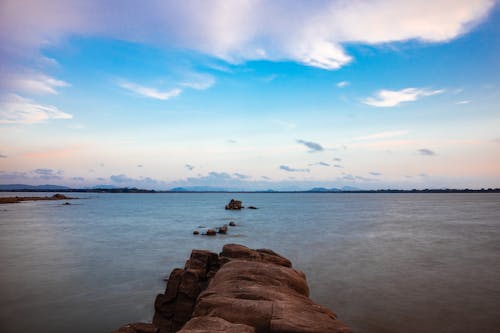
[1,0,499,190]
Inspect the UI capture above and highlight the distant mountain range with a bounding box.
[1,184,498,193]
[0,184,71,191]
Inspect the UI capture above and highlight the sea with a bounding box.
[0,192,499,333]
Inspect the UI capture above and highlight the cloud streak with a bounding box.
[297,139,324,152]
[280,165,310,173]
[118,81,182,100]
[363,88,444,107]
[418,148,436,156]
[0,94,72,124]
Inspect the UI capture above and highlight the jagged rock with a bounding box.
[118,244,352,333]
[224,199,243,210]
[52,193,70,200]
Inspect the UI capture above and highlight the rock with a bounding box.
[247,206,258,209]
[193,230,199,235]
[112,323,158,333]
[218,225,228,234]
[229,221,236,227]
[118,244,352,333]
[225,199,243,210]
[52,193,69,200]
[204,229,216,236]
[63,202,71,205]
[153,251,220,332]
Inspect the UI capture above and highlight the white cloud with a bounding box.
[118,81,182,100]
[0,0,494,70]
[0,94,72,124]
[180,73,215,90]
[362,88,444,107]
[2,72,69,95]
[456,100,471,104]
[354,130,409,141]
[337,81,349,88]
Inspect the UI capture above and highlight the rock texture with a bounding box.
[224,199,243,210]
[114,244,352,333]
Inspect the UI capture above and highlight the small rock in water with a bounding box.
[63,202,71,205]
[193,230,200,235]
[205,229,217,236]
[248,206,258,209]
[229,221,236,227]
[218,225,228,234]
[225,199,243,210]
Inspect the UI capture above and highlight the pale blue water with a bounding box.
[0,193,499,333]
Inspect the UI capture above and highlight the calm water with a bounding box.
[0,193,499,333]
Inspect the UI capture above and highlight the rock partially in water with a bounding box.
[204,229,216,236]
[229,221,236,227]
[217,225,228,234]
[116,244,352,333]
[225,199,243,210]
[247,206,258,209]
[192,230,199,235]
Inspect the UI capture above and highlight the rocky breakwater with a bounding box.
[114,244,352,333]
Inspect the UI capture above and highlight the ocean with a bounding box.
[0,192,499,333]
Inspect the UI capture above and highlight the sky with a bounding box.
[0,0,499,190]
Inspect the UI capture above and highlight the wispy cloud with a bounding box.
[185,164,195,171]
[0,94,72,124]
[370,172,382,176]
[456,100,471,104]
[180,73,215,90]
[337,81,349,88]
[333,157,342,162]
[3,72,69,95]
[297,139,324,152]
[279,165,310,173]
[0,154,6,158]
[334,164,343,168]
[354,130,409,141]
[233,172,251,179]
[2,2,493,71]
[362,88,444,107]
[418,148,436,156]
[119,81,182,100]
[309,161,330,167]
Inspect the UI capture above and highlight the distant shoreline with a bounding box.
[1,188,499,194]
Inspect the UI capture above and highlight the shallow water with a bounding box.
[0,193,499,333]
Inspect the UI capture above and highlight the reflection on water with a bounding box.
[0,193,499,333]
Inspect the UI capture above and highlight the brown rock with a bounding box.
[204,229,216,236]
[217,225,228,234]
[119,244,351,333]
[224,199,243,210]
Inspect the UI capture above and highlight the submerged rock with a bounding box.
[114,244,352,333]
[225,199,243,210]
[248,206,258,209]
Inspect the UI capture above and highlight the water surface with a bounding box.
[0,193,499,333]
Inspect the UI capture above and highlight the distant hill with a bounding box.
[0,184,71,191]
[307,186,361,192]
[170,186,232,192]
